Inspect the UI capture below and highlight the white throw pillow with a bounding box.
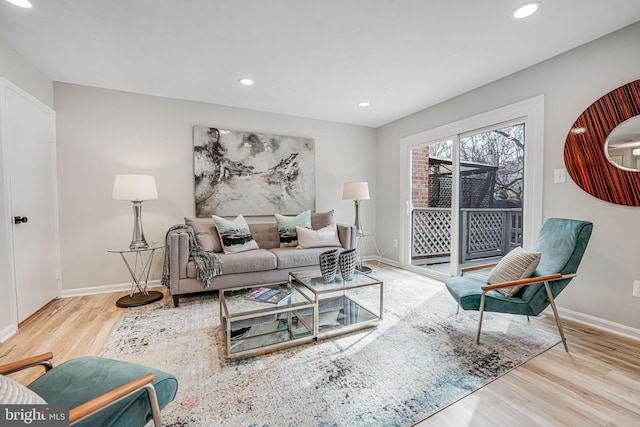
[0,375,46,404]
[296,223,342,249]
[487,247,541,297]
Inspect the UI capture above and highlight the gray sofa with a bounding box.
[166,216,356,307]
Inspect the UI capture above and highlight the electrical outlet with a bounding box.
[392,239,398,248]
[554,168,566,183]
[634,280,640,297]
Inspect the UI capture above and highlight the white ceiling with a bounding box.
[1,1,640,128]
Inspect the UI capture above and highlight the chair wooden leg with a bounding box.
[544,281,569,352]
[476,292,486,344]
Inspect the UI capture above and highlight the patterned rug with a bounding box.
[100,268,560,426]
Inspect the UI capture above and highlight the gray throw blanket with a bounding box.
[161,224,222,289]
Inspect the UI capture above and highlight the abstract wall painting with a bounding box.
[193,126,315,216]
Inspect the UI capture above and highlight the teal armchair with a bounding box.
[0,353,178,426]
[445,218,593,352]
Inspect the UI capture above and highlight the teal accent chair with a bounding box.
[0,353,178,426]
[445,218,593,352]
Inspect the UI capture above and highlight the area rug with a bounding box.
[100,268,560,426]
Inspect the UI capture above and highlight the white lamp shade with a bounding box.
[342,181,370,200]
[112,174,158,201]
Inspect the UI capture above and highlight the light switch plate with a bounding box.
[554,168,566,183]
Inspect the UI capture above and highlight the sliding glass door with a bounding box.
[400,98,542,281]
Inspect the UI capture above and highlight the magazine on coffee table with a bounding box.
[245,287,292,304]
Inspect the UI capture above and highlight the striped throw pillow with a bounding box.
[487,247,541,297]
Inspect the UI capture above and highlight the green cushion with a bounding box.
[445,276,536,316]
[27,357,178,427]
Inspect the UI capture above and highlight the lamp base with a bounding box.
[129,240,149,250]
[356,265,372,274]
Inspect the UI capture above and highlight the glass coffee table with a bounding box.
[220,281,316,359]
[289,269,383,338]
[220,270,383,359]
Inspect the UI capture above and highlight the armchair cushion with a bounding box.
[487,247,541,296]
[28,356,178,427]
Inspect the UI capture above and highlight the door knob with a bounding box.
[14,216,28,224]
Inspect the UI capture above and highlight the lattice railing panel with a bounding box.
[467,211,504,253]
[412,209,451,257]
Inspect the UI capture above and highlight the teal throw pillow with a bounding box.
[275,210,311,247]
[212,214,259,254]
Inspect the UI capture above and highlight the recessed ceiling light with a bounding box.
[358,101,371,107]
[5,0,32,8]
[513,2,540,19]
[238,78,254,86]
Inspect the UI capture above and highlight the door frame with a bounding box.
[0,77,61,337]
[399,95,544,278]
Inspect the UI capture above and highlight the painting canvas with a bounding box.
[194,126,315,216]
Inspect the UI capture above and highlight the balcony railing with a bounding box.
[412,208,522,264]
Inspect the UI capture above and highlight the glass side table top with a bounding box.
[108,242,164,253]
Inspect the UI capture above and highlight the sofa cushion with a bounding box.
[311,210,334,230]
[296,223,342,248]
[247,223,280,250]
[270,246,342,269]
[218,249,277,275]
[212,214,259,254]
[275,210,311,247]
[184,217,222,253]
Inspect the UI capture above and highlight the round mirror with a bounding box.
[564,79,640,206]
[604,115,640,172]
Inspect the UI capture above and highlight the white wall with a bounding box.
[376,22,640,330]
[0,37,53,108]
[54,83,376,291]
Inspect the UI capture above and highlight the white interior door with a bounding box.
[5,83,59,323]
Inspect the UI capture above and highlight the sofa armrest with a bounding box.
[168,231,190,294]
[337,223,356,250]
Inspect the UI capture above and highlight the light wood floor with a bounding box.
[1,264,639,426]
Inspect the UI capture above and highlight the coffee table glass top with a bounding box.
[290,269,381,293]
[223,282,312,317]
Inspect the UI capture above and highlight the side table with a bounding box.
[356,231,374,273]
[108,243,164,307]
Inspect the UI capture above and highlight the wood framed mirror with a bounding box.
[564,79,640,205]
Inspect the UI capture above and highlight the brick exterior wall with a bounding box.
[412,146,430,208]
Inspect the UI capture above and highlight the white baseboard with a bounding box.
[368,256,400,268]
[548,306,640,342]
[61,279,163,298]
[0,323,17,343]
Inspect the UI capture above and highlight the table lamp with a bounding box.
[112,174,158,249]
[342,181,370,235]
